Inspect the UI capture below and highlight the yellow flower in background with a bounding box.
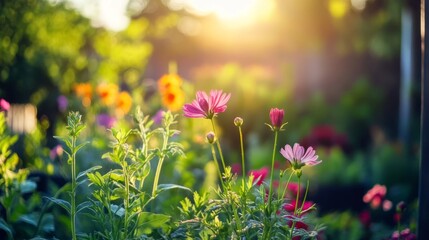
[74,83,92,107]
[116,91,133,117]
[158,73,183,92]
[162,87,185,112]
[97,83,118,106]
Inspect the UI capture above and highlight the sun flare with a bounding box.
[183,0,266,22]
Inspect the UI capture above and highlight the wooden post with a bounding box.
[419,0,429,238]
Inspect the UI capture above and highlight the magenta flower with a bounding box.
[270,108,284,127]
[249,167,269,186]
[183,90,231,119]
[280,143,321,171]
[0,98,10,112]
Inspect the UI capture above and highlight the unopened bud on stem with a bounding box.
[206,131,216,144]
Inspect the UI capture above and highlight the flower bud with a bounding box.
[269,108,284,129]
[234,117,243,127]
[396,201,406,213]
[206,131,216,144]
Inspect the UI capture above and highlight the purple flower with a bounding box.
[269,108,284,129]
[57,95,68,112]
[153,110,164,125]
[50,145,64,160]
[280,143,321,171]
[96,114,116,128]
[0,98,10,112]
[183,90,231,119]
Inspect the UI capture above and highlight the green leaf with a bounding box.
[18,213,39,227]
[74,141,89,154]
[45,197,71,215]
[156,184,191,195]
[87,172,104,186]
[110,204,125,217]
[77,165,102,181]
[76,201,92,214]
[0,218,13,240]
[136,212,171,234]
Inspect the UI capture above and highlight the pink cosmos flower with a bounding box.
[183,90,231,119]
[269,108,284,128]
[280,143,321,170]
[249,167,269,186]
[0,98,10,112]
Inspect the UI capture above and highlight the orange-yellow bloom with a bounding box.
[116,91,133,117]
[97,83,118,106]
[74,83,92,107]
[162,87,185,112]
[158,74,183,92]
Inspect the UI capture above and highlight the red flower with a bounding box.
[249,167,269,186]
[359,210,371,228]
[283,200,314,215]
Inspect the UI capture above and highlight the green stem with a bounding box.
[238,126,246,179]
[299,180,310,212]
[267,130,278,213]
[210,118,226,170]
[210,144,225,188]
[71,137,77,240]
[123,165,129,239]
[152,128,169,197]
[290,175,301,239]
[262,130,279,240]
[279,170,294,202]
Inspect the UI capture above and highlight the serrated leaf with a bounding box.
[45,197,71,215]
[77,165,102,181]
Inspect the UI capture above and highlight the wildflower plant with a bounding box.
[175,91,323,239]
[84,108,189,239]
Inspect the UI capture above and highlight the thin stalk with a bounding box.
[290,175,301,239]
[123,165,129,239]
[267,130,279,213]
[238,125,248,217]
[210,119,226,170]
[71,136,77,240]
[279,170,294,202]
[262,130,279,240]
[238,126,246,179]
[152,128,169,197]
[299,180,310,212]
[210,144,225,188]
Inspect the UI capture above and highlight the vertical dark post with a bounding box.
[419,0,429,238]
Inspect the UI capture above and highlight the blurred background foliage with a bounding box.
[0,0,421,238]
